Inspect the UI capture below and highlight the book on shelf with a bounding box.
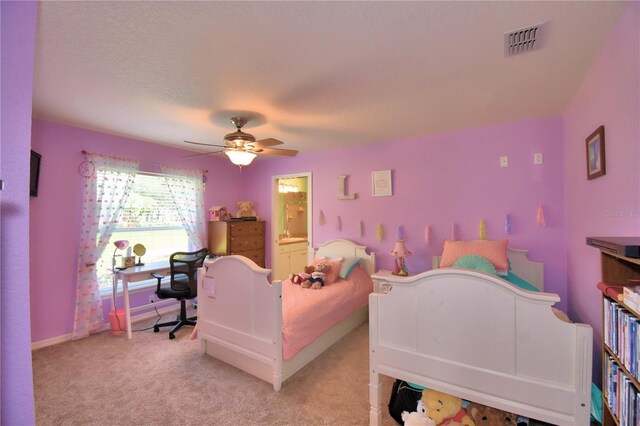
[623,286,640,312]
[603,298,640,382]
[605,355,640,426]
[599,281,624,301]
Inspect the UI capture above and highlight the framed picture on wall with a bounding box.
[586,125,606,180]
[372,169,392,197]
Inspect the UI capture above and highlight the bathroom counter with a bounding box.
[278,238,308,245]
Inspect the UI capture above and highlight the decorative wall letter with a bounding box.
[318,210,326,226]
[357,220,363,237]
[337,215,342,231]
[338,175,357,200]
[452,224,458,241]
[424,225,431,245]
[397,225,404,240]
[377,224,384,242]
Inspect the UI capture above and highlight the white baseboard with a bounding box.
[31,301,181,350]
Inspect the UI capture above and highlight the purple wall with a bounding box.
[564,2,640,384]
[29,120,245,343]
[1,1,38,423]
[31,116,570,343]
[242,116,568,307]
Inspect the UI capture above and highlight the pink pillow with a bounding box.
[311,257,344,285]
[439,240,509,270]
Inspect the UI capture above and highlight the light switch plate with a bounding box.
[534,153,543,164]
[500,156,509,167]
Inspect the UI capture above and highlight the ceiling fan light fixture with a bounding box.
[225,150,256,167]
[224,130,255,145]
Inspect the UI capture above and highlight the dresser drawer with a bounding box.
[230,235,264,252]
[229,221,264,237]
[233,249,265,268]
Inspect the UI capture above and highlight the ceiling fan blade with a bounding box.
[182,150,224,159]
[253,138,283,148]
[184,140,227,148]
[257,147,298,157]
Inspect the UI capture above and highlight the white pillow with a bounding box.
[339,257,362,280]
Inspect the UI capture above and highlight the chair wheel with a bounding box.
[153,326,159,333]
[169,333,175,340]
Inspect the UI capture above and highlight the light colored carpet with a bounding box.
[32,311,396,426]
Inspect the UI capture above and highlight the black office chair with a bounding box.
[151,248,208,339]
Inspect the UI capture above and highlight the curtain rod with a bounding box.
[80,150,208,173]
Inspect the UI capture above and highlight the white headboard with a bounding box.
[313,239,376,276]
[433,247,544,291]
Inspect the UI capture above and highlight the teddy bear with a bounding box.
[305,263,328,289]
[402,399,436,426]
[289,265,315,285]
[236,201,257,218]
[421,389,474,426]
[466,402,518,426]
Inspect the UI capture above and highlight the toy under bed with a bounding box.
[197,238,375,391]
[369,247,593,425]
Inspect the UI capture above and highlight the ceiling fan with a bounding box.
[184,117,298,168]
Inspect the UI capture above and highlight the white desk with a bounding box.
[114,261,170,340]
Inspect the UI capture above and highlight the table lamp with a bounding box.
[390,239,412,276]
[112,240,129,272]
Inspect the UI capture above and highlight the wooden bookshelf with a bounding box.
[596,248,640,426]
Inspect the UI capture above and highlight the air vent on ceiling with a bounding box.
[504,22,546,57]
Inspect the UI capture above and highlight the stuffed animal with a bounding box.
[306,263,328,289]
[402,400,436,426]
[289,265,314,285]
[421,389,474,426]
[236,201,257,218]
[466,402,518,426]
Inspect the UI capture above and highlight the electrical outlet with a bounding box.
[148,295,154,304]
[500,156,509,167]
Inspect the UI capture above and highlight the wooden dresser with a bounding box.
[207,220,265,267]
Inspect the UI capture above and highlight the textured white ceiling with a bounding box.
[33,1,626,156]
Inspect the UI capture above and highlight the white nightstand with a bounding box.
[371,270,394,293]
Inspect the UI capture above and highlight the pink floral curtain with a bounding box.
[160,165,206,250]
[72,153,138,339]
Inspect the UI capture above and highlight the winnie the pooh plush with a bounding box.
[421,389,474,426]
[466,402,518,426]
[236,201,257,218]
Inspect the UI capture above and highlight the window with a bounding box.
[96,172,190,294]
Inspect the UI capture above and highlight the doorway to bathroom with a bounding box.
[271,172,312,281]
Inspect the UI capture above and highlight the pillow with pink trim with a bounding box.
[311,257,344,285]
[439,240,509,270]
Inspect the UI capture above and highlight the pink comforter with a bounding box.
[282,264,372,360]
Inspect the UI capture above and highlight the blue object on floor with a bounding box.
[591,383,602,424]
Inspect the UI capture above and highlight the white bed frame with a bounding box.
[197,239,375,391]
[369,248,593,425]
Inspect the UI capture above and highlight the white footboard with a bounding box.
[369,269,592,426]
[198,239,377,391]
[198,256,284,390]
